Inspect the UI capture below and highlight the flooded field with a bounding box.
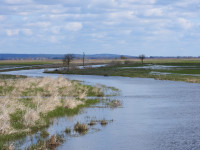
[2,69,200,149]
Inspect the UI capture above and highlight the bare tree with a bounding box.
[139,54,145,64]
[120,55,127,59]
[83,52,85,68]
[63,54,74,71]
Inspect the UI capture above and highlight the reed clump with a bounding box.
[64,128,71,134]
[74,122,88,133]
[88,120,96,126]
[100,119,108,125]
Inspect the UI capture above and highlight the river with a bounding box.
[2,69,200,150]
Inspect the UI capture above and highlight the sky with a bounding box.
[0,0,200,56]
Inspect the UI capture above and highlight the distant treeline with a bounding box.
[0,53,199,60]
[0,54,134,60]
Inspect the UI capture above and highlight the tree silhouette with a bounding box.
[83,52,85,68]
[139,54,145,64]
[63,54,74,71]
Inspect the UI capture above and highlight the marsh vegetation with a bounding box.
[0,76,104,148]
[45,59,200,83]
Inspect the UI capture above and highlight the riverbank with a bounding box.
[0,76,105,149]
[45,61,200,83]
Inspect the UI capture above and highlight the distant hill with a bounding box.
[0,54,136,60]
[0,53,198,60]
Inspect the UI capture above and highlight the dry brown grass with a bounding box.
[0,76,101,135]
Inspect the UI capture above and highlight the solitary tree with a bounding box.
[83,52,85,68]
[63,54,74,71]
[120,55,127,59]
[139,54,145,64]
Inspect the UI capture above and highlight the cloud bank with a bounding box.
[0,0,200,56]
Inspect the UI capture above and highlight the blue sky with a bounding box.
[0,0,200,56]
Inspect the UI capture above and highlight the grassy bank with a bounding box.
[0,76,104,149]
[45,60,200,83]
[0,74,26,79]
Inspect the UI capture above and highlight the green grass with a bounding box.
[0,85,14,95]
[46,99,99,119]
[40,130,49,138]
[45,62,200,83]
[22,87,44,96]
[0,132,27,149]
[157,69,200,74]
[64,128,71,134]
[10,109,25,129]
[0,74,26,79]
[19,98,36,109]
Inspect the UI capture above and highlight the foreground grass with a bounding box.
[0,76,104,148]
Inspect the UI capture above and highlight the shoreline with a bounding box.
[0,76,110,149]
[45,65,200,84]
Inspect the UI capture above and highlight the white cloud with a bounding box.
[22,29,32,36]
[64,22,82,32]
[178,18,192,29]
[175,0,200,7]
[51,26,61,34]
[26,22,51,28]
[88,0,117,8]
[0,15,5,21]
[119,0,156,5]
[144,8,163,16]
[6,29,19,36]
[109,11,135,20]
[103,21,119,26]
[4,0,32,4]
[0,0,200,55]
[49,36,58,43]
[90,33,106,39]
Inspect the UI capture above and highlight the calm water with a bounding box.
[2,69,200,150]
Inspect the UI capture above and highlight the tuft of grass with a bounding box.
[88,120,96,126]
[28,139,46,150]
[64,128,71,134]
[74,122,88,134]
[9,109,25,129]
[0,132,27,148]
[18,98,36,109]
[110,100,122,108]
[40,130,49,138]
[100,119,108,126]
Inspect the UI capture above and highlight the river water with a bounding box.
[2,69,200,150]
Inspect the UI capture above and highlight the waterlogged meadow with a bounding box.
[0,76,104,148]
[46,60,200,83]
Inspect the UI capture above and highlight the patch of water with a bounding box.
[2,69,200,150]
[150,71,200,77]
[121,64,197,70]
